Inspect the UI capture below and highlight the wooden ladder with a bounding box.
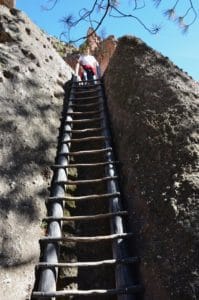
[31,79,141,299]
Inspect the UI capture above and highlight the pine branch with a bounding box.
[44,0,199,43]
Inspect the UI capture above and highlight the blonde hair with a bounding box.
[79,41,90,54]
[82,47,90,55]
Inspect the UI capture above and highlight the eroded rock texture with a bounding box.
[0,5,73,300]
[104,35,199,300]
[0,0,15,8]
[86,28,118,74]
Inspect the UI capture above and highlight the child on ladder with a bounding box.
[75,47,100,82]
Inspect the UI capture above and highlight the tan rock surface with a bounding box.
[104,35,199,300]
[0,0,15,8]
[0,5,73,300]
[95,35,117,74]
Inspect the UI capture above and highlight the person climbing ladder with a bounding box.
[75,47,100,81]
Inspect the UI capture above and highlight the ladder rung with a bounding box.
[72,82,102,87]
[72,85,102,90]
[36,257,139,268]
[72,78,102,84]
[61,136,109,144]
[70,95,99,101]
[68,101,103,108]
[74,86,99,91]
[61,147,112,156]
[43,211,127,222]
[74,89,99,94]
[32,285,142,297]
[63,127,104,134]
[51,161,119,169]
[48,192,120,202]
[40,233,134,243]
[65,109,103,116]
[65,117,102,123]
[69,95,101,102]
[56,176,118,185]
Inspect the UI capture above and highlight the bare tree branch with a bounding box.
[60,0,161,42]
[41,0,59,11]
[163,0,198,33]
[66,0,112,43]
[132,0,146,10]
[109,5,161,34]
[152,0,162,8]
[184,0,197,26]
[43,0,199,42]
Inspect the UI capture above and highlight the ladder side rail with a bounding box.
[35,77,75,299]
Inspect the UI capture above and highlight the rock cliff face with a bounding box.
[104,36,199,300]
[94,35,117,74]
[0,5,73,300]
[0,0,15,8]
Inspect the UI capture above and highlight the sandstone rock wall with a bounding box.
[95,35,117,74]
[87,27,101,52]
[85,29,118,74]
[104,36,199,300]
[0,5,73,300]
[0,0,15,8]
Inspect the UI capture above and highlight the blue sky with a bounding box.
[16,0,199,81]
